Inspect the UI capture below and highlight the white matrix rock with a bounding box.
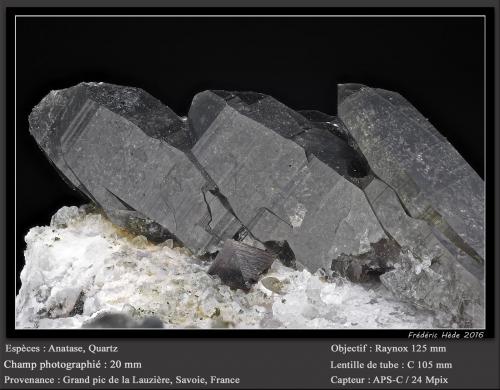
[16,206,440,329]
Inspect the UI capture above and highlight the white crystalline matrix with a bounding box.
[16,206,439,329]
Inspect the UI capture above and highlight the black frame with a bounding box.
[5,6,496,339]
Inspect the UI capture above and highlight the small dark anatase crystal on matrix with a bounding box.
[29,82,485,327]
[208,240,275,291]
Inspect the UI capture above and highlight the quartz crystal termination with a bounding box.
[338,84,485,276]
[337,84,485,327]
[28,82,485,326]
[29,82,241,254]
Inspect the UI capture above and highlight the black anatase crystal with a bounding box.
[208,240,275,292]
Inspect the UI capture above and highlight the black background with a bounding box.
[15,15,485,289]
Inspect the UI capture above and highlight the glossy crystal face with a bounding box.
[21,82,484,328]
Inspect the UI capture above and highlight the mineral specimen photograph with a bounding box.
[13,16,486,330]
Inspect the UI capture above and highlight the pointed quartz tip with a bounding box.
[188,89,268,140]
[337,83,368,104]
[29,82,108,135]
[208,239,275,292]
[189,89,269,142]
[28,82,117,137]
[29,81,191,150]
[188,90,225,141]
